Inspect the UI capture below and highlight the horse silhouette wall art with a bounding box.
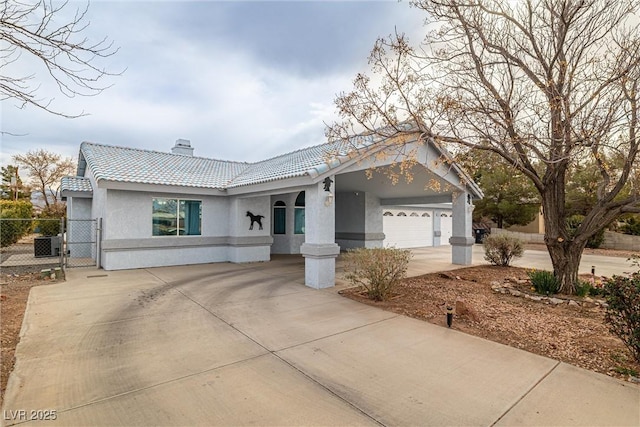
[246,211,264,230]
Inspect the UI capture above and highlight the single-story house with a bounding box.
[61,133,483,289]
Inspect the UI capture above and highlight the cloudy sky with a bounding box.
[1,0,427,168]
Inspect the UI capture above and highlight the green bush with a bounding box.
[620,216,640,236]
[573,279,605,297]
[575,280,593,297]
[343,247,413,301]
[482,234,524,266]
[603,274,640,363]
[36,203,66,236]
[528,270,560,295]
[0,200,33,247]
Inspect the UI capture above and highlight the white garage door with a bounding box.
[440,211,453,245]
[383,209,433,248]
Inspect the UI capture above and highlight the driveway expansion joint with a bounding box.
[150,273,391,427]
[489,360,561,427]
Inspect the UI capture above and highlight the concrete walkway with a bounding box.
[3,248,639,426]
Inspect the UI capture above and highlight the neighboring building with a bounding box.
[506,207,545,234]
[61,134,482,289]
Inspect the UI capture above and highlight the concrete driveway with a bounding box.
[3,248,639,426]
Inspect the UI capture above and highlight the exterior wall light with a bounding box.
[325,192,334,206]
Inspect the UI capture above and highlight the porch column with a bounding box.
[300,178,340,288]
[335,192,384,249]
[363,193,384,248]
[449,191,474,264]
[433,209,442,246]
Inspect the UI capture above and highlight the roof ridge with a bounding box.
[246,139,339,165]
[80,141,249,165]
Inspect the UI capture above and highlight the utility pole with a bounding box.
[10,166,19,201]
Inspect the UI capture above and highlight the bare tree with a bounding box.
[328,0,640,294]
[0,0,120,119]
[13,149,75,208]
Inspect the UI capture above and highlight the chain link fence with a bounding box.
[1,218,64,274]
[66,219,99,268]
[1,218,99,273]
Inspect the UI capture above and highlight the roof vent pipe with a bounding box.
[171,139,194,156]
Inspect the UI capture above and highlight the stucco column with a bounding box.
[300,178,340,288]
[363,193,384,248]
[432,209,442,246]
[449,191,474,264]
[335,192,384,249]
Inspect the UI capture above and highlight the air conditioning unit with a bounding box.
[34,236,61,258]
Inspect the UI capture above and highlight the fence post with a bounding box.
[60,217,65,269]
[96,218,102,269]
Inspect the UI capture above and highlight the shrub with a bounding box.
[571,279,604,297]
[0,200,33,247]
[482,234,524,266]
[528,269,560,295]
[603,274,640,363]
[36,203,66,236]
[575,280,593,297]
[343,247,413,301]
[620,216,640,236]
[589,286,605,297]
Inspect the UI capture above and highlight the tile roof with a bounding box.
[75,137,377,190]
[68,131,482,198]
[79,142,250,189]
[226,136,375,188]
[61,176,93,193]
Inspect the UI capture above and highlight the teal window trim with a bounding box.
[273,201,286,234]
[294,192,305,235]
[152,198,202,236]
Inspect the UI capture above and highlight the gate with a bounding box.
[65,218,100,268]
[0,218,64,274]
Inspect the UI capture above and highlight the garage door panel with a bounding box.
[383,210,433,248]
[440,213,452,245]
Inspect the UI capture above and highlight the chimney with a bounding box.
[171,139,194,156]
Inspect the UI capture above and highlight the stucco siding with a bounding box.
[103,190,229,240]
[68,197,92,220]
[85,167,107,224]
[98,191,276,270]
[67,198,95,259]
[103,246,230,270]
[270,193,305,254]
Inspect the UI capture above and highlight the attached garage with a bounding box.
[383,208,434,248]
[440,212,452,245]
[383,208,454,248]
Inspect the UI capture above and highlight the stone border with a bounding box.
[490,278,609,308]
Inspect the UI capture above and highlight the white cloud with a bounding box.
[1,1,426,166]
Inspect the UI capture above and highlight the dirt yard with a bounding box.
[340,264,640,383]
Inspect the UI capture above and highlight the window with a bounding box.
[397,212,407,217]
[410,212,419,217]
[152,198,201,236]
[422,213,431,217]
[383,211,394,216]
[294,191,305,234]
[273,201,286,234]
